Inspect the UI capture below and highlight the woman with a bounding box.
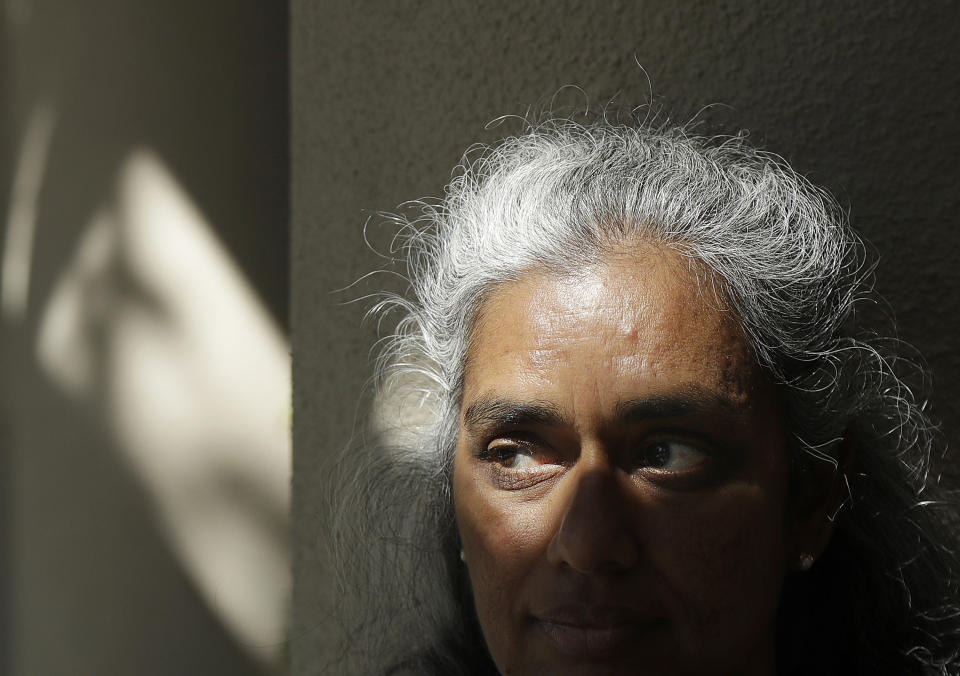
[327,113,960,675]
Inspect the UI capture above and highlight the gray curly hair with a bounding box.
[324,114,960,675]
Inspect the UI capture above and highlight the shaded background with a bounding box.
[292,1,960,673]
[4,1,288,675]
[4,2,959,675]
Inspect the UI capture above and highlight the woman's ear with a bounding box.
[788,429,856,569]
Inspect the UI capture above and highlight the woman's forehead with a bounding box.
[463,246,764,418]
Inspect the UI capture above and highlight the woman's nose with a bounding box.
[545,458,640,574]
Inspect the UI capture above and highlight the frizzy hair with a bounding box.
[324,114,960,675]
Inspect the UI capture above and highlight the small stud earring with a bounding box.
[797,553,815,572]
[459,549,467,563]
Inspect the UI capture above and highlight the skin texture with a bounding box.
[453,244,817,675]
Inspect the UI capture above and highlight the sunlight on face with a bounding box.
[453,244,792,676]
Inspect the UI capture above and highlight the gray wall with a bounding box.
[5,2,287,674]
[292,1,960,672]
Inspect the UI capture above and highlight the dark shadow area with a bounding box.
[1,6,10,673]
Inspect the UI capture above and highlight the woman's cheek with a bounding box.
[465,490,553,588]
[458,490,555,668]
[648,484,787,651]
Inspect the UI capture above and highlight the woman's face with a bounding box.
[453,245,795,675]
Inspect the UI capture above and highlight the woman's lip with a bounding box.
[533,606,665,658]
[535,604,657,626]
[535,617,664,658]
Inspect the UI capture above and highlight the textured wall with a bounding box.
[291,1,960,672]
[5,2,287,674]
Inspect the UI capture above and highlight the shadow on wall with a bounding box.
[3,2,289,675]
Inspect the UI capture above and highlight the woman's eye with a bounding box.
[487,439,546,470]
[635,440,707,472]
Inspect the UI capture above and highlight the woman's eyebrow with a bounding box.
[613,389,749,423]
[462,389,749,432]
[461,397,567,432]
